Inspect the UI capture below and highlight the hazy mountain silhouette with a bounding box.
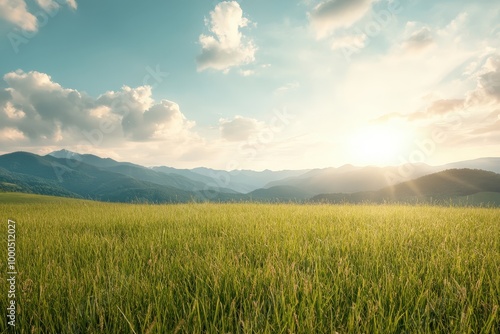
[1,150,499,206]
[49,149,217,192]
[265,164,437,194]
[312,169,500,205]
[190,167,311,193]
[265,158,500,194]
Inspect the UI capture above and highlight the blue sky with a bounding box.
[0,0,499,170]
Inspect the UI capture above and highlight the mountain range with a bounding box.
[0,149,499,206]
[312,169,500,205]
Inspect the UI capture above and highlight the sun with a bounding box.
[349,124,410,165]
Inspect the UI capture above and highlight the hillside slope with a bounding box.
[266,164,437,194]
[312,169,500,205]
[0,152,199,203]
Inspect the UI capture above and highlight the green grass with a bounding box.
[1,193,499,333]
[0,192,83,204]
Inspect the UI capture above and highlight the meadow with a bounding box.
[1,193,499,333]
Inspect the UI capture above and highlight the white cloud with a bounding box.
[128,100,195,141]
[0,0,77,31]
[35,0,58,11]
[96,86,196,142]
[0,127,26,141]
[4,102,26,119]
[35,0,77,11]
[0,0,38,31]
[66,0,77,10]
[467,54,500,104]
[309,0,373,39]
[5,70,64,92]
[197,1,257,72]
[219,116,266,142]
[0,70,198,149]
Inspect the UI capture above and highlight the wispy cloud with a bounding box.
[373,53,500,151]
[274,81,300,95]
[331,33,367,51]
[309,0,373,39]
[36,0,77,11]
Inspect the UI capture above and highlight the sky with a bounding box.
[0,0,499,170]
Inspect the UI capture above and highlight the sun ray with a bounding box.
[349,124,412,166]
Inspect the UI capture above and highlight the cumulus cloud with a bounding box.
[219,116,265,142]
[2,70,97,141]
[0,70,197,148]
[475,54,500,102]
[309,0,373,39]
[0,0,38,31]
[462,54,500,106]
[0,0,77,31]
[197,1,257,72]
[121,100,194,141]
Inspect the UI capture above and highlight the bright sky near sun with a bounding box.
[0,0,499,170]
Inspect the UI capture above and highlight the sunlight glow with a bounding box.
[349,124,411,165]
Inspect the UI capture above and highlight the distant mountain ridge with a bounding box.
[443,157,500,173]
[265,164,434,194]
[312,169,500,205]
[265,158,500,194]
[49,149,309,193]
[0,150,499,206]
[0,152,198,203]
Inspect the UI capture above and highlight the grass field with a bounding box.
[1,193,499,333]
